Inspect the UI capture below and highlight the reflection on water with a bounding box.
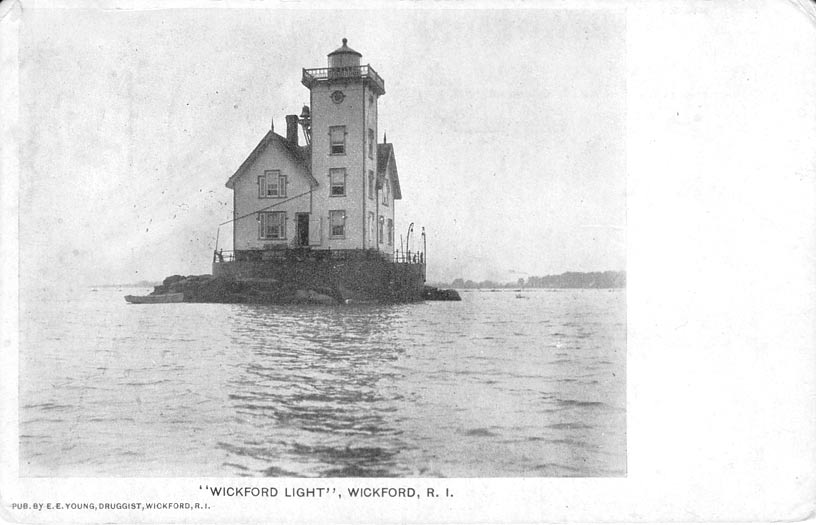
[222,306,409,477]
[20,289,626,477]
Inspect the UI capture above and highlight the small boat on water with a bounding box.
[124,293,184,304]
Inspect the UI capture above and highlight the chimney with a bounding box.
[285,115,299,146]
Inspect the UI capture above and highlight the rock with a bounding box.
[337,283,376,303]
[238,277,279,286]
[153,274,346,305]
[422,286,462,301]
[444,289,462,300]
[294,289,338,305]
[162,275,185,287]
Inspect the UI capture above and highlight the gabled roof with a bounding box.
[376,143,402,200]
[225,131,316,189]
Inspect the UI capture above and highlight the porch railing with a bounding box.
[392,250,425,265]
[213,249,235,263]
[214,247,425,265]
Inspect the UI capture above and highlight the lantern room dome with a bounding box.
[328,38,362,69]
[328,38,362,57]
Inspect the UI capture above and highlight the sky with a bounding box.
[17,7,626,286]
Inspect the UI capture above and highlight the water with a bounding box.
[20,287,626,477]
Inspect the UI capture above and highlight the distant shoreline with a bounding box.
[95,271,626,291]
[91,281,160,288]
[429,271,626,290]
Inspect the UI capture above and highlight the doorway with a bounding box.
[296,213,309,247]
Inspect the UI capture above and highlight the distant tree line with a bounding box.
[94,280,161,288]
[441,271,625,290]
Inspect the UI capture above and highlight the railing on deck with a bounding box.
[213,250,235,263]
[302,65,385,94]
[392,250,425,265]
[214,247,425,265]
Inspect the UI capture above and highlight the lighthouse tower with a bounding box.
[302,39,389,252]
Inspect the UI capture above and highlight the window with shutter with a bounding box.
[260,170,285,198]
[258,212,286,239]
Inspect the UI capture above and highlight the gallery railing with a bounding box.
[301,65,385,94]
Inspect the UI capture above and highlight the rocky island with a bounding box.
[131,273,460,305]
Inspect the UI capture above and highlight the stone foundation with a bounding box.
[212,253,425,303]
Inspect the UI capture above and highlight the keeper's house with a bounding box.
[214,39,425,300]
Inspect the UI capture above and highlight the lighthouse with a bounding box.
[302,38,391,252]
[218,39,420,301]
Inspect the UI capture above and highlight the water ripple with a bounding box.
[20,288,626,477]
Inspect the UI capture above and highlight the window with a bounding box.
[387,219,393,245]
[329,210,346,238]
[258,170,287,198]
[378,216,384,244]
[368,170,374,200]
[330,168,346,196]
[368,128,374,159]
[368,212,375,246]
[258,212,286,240]
[330,126,346,155]
[382,179,390,206]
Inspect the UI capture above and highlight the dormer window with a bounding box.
[330,126,346,155]
[259,170,287,198]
